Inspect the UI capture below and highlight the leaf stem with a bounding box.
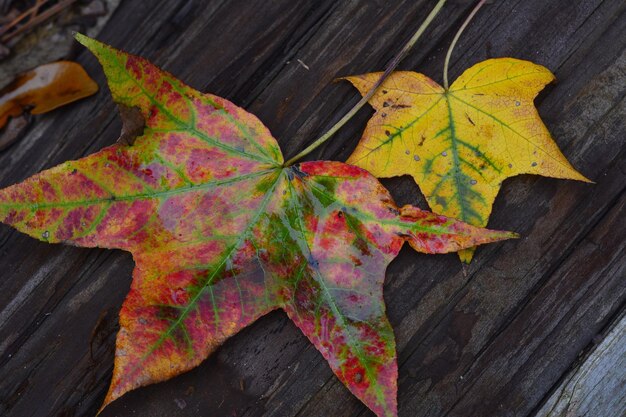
[284,0,447,167]
[442,0,488,90]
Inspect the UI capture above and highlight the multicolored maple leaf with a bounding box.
[0,35,516,417]
[345,60,589,263]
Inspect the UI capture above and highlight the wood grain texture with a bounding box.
[534,311,626,417]
[0,1,624,416]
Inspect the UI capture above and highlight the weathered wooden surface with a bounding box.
[0,1,624,416]
[534,311,626,417]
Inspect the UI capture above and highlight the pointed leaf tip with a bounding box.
[73,31,90,46]
[74,34,113,70]
[395,205,517,255]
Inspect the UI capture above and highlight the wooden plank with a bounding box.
[0,1,624,416]
[533,312,626,417]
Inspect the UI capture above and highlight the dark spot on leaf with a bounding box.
[117,104,145,146]
[292,166,309,179]
[58,87,84,97]
[435,196,448,208]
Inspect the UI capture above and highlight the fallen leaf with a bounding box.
[345,60,590,263]
[0,60,98,129]
[0,35,516,417]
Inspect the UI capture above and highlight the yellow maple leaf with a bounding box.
[345,58,590,263]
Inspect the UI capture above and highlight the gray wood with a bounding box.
[0,1,624,416]
[534,312,626,417]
